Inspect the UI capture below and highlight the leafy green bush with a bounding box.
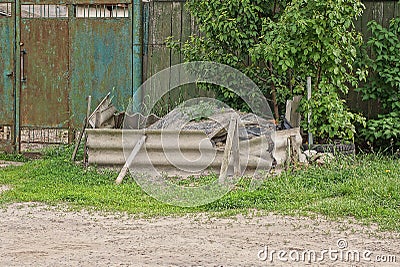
[357,18,400,150]
[252,0,366,141]
[169,0,366,141]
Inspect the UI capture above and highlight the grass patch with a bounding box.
[0,152,30,162]
[0,145,399,231]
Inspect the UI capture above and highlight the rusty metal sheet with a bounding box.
[20,18,70,127]
[69,15,132,127]
[0,3,14,151]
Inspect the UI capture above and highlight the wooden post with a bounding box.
[115,135,147,185]
[94,110,102,128]
[307,77,313,146]
[219,117,239,183]
[232,118,241,177]
[286,136,291,169]
[71,95,91,162]
[285,96,302,128]
[83,96,92,165]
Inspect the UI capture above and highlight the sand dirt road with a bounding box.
[0,202,399,266]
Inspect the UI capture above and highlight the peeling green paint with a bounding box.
[69,16,133,126]
[0,3,15,151]
[0,9,15,125]
[132,0,142,113]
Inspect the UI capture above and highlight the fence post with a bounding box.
[307,76,313,146]
[14,0,22,153]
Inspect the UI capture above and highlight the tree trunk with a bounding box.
[268,61,280,120]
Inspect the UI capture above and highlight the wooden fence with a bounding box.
[142,0,204,116]
[145,0,400,117]
[350,0,400,117]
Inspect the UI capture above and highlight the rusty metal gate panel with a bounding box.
[20,6,70,128]
[0,2,15,151]
[69,2,133,127]
[1,0,136,152]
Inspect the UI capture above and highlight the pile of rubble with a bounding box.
[86,95,305,168]
[86,94,354,169]
[148,106,275,150]
[303,143,355,164]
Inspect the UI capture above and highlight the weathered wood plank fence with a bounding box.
[143,0,204,115]
[351,0,400,117]
[144,0,400,117]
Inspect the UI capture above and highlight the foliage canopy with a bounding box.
[169,0,367,141]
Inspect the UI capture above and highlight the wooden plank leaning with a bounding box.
[115,135,147,185]
[218,117,240,184]
[71,95,92,162]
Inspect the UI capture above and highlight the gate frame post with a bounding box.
[68,3,74,145]
[14,0,21,153]
[132,0,143,113]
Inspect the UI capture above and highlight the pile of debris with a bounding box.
[148,106,275,151]
[303,143,356,164]
[88,94,277,154]
[81,94,307,171]
[80,93,360,182]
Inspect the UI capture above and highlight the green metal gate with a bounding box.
[69,1,133,127]
[20,3,70,128]
[0,2,15,152]
[0,0,136,152]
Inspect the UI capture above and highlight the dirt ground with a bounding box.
[0,202,399,267]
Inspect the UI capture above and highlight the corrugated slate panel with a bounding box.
[86,128,274,175]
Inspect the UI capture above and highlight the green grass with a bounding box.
[0,145,399,231]
[0,151,30,162]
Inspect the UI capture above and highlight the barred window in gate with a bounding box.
[0,3,11,17]
[74,4,129,18]
[21,4,68,18]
